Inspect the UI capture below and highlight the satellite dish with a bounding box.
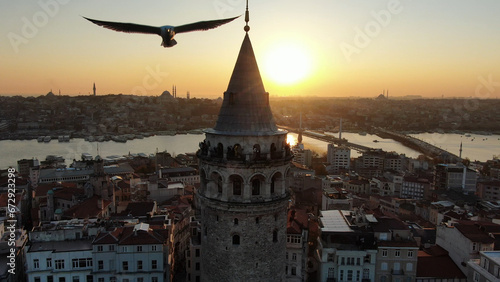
[111,176,122,182]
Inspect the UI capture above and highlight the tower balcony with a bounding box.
[197,149,293,166]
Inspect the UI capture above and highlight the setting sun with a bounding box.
[262,42,313,85]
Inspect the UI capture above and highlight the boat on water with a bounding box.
[359,132,367,136]
[373,140,379,143]
[81,153,93,161]
[111,136,127,143]
[43,136,51,143]
[57,136,70,142]
[37,136,44,142]
[85,136,95,142]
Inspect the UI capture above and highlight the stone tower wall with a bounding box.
[199,196,288,282]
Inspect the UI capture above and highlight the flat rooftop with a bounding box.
[28,240,92,253]
[483,251,500,265]
[320,210,353,233]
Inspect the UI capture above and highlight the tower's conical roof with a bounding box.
[211,33,278,135]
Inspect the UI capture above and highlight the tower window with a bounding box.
[273,230,278,242]
[234,218,238,225]
[255,217,259,224]
[233,179,242,195]
[252,179,260,195]
[232,235,240,245]
[217,176,223,194]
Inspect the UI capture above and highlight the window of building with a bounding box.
[48,276,54,282]
[122,261,128,271]
[339,270,344,280]
[406,262,413,272]
[232,178,242,195]
[233,235,240,245]
[292,267,297,275]
[382,249,388,257]
[341,257,345,265]
[72,258,92,268]
[407,250,413,258]
[97,245,103,252]
[47,258,52,268]
[328,268,335,278]
[55,259,65,270]
[137,260,143,270]
[252,179,260,195]
[137,279,143,282]
[395,249,401,257]
[72,277,80,282]
[195,249,200,257]
[86,276,92,282]
[356,257,360,265]
[122,246,128,252]
[34,277,41,282]
[473,271,480,282]
[98,278,104,282]
[59,278,66,282]
[151,278,158,282]
[381,262,388,271]
[292,253,297,261]
[380,275,387,282]
[152,245,157,251]
[327,253,334,262]
[152,260,158,269]
[234,218,238,225]
[137,246,143,252]
[273,230,278,242]
[98,260,103,270]
[286,252,289,260]
[33,259,39,269]
[109,245,115,251]
[347,270,353,280]
[196,262,200,271]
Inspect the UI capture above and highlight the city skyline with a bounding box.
[2,0,500,98]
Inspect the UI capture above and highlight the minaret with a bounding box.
[93,83,96,96]
[198,2,290,280]
[339,117,343,140]
[459,141,463,159]
[297,112,303,144]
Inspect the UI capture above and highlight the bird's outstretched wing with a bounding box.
[83,17,161,35]
[174,16,240,34]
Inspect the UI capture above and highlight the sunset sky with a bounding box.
[2,0,500,98]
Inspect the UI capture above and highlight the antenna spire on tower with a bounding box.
[244,0,250,33]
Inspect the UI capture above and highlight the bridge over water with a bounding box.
[278,125,461,162]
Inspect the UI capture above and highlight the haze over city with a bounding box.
[2,0,500,98]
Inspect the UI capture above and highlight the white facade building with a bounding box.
[327,144,350,174]
[92,223,170,282]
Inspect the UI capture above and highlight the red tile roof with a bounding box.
[455,220,500,244]
[94,225,167,245]
[0,193,22,207]
[35,182,77,197]
[63,196,112,219]
[417,245,466,279]
[287,208,309,234]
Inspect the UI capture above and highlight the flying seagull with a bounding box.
[83,15,239,47]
